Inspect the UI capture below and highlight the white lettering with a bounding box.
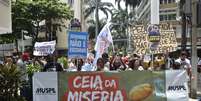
[105,80,116,88]
[83,91,91,101]
[68,91,78,101]
[100,91,109,101]
[94,75,103,90]
[91,91,100,101]
[82,76,90,88]
[73,76,81,88]
[114,91,123,101]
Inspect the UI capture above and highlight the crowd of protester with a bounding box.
[1,50,200,77]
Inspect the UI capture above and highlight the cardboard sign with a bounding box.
[131,24,177,55]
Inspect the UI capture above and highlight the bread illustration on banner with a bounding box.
[129,83,153,101]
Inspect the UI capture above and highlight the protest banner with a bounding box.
[33,70,188,101]
[165,70,189,101]
[33,72,58,101]
[68,31,88,58]
[0,43,15,57]
[0,0,12,34]
[131,24,177,55]
[33,40,56,56]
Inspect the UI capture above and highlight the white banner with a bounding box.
[33,40,56,56]
[94,23,113,57]
[33,72,58,101]
[0,43,15,57]
[165,70,189,101]
[0,0,12,34]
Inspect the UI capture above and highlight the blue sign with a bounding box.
[68,31,88,58]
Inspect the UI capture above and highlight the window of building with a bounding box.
[160,15,164,21]
[170,14,176,20]
[160,14,176,21]
[164,15,168,20]
[160,0,176,4]
[164,0,168,4]
[160,0,163,4]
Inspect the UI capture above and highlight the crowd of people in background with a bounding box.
[1,50,201,78]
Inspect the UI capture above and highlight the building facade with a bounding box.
[135,0,194,50]
[55,0,88,54]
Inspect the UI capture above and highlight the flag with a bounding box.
[94,23,113,65]
[94,23,113,51]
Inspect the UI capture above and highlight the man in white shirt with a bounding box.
[81,53,95,71]
[175,51,191,76]
[198,59,201,73]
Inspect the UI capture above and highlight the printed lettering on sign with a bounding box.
[131,24,177,54]
[62,73,127,101]
[35,88,56,95]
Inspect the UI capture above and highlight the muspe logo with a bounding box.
[168,85,187,91]
[35,88,56,95]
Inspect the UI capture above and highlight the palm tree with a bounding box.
[111,3,137,36]
[115,0,141,9]
[84,0,113,39]
[111,2,138,52]
[87,18,107,39]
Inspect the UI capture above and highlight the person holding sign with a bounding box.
[81,53,95,71]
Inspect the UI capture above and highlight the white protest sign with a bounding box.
[165,70,189,101]
[33,72,58,101]
[33,40,56,56]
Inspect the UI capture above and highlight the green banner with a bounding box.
[58,71,166,101]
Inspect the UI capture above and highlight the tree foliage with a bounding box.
[0,64,26,101]
[111,5,137,38]
[11,0,73,42]
[84,0,113,38]
[115,0,141,9]
[87,18,107,39]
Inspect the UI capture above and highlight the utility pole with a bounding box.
[95,0,99,38]
[190,0,198,98]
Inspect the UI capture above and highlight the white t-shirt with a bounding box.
[175,58,191,69]
[198,60,201,65]
[81,63,95,71]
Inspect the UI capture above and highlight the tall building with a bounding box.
[135,0,192,50]
[56,0,88,54]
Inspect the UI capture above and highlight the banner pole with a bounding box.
[76,58,79,71]
[151,51,154,70]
